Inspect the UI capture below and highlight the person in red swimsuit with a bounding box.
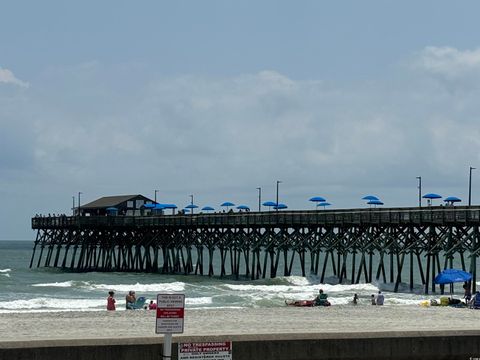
[107,291,116,311]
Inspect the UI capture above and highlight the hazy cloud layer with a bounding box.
[2,46,480,239]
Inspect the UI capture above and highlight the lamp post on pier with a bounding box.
[78,192,82,217]
[416,176,422,207]
[469,167,476,206]
[72,196,75,216]
[276,181,282,212]
[257,187,262,212]
[189,194,194,215]
[154,190,159,204]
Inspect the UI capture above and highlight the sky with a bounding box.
[2,1,480,239]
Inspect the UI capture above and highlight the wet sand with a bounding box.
[2,305,480,342]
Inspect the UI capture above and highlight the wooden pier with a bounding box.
[30,206,480,293]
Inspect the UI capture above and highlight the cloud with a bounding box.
[21,61,477,192]
[3,50,480,239]
[0,67,29,88]
[413,46,480,83]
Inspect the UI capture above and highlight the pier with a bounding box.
[31,206,480,293]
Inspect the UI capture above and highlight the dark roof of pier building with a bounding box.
[81,195,153,209]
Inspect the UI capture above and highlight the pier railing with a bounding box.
[32,206,480,229]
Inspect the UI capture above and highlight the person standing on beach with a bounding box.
[107,291,116,311]
[353,293,359,305]
[376,291,384,305]
[463,283,472,303]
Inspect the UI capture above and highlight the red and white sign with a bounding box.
[155,293,185,334]
[178,342,232,360]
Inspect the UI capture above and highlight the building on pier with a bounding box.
[79,194,155,216]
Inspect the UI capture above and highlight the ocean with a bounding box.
[0,240,472,313]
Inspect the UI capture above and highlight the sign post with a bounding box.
[156,293,185,360]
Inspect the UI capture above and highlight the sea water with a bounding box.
[0,240,474,313]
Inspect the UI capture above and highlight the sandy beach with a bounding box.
[2,305,480,342]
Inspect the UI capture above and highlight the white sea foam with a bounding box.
[0,297,104,310]
[0,308,106,314]
[0,269,11,277]
[33,281,80,288]
[90,282,185,292]
[284,276,315,286]
[32,281,186,293]
[225,284,306,292]
[224,282,378,294]
[323,283,379,292]
[186,297,213,305]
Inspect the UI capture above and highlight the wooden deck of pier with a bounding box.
[31,206,480,293]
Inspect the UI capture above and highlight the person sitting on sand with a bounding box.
[448,296,461,305]
[353,293,359,305]
[376,291,384,306]
[371,294,376,305]
[314,289,330,306]
[148,300,157,310]
[107,291,116,311]
[126,290,136,310]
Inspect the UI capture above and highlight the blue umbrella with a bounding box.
[367,200,384,208]
[221,202,235,211]
[183,208,190,213]
[317,202,331,209]
[434,269,472,284]
[262,201,277,211]
[423,193,442,206]
[274,203,288,210]
[423,193,442,199]
[444,196,461,203]
[362,195,380,201]
[161,204,177,209]
[309,196,326,202]
[262,201,277,207]
[201,206,215,211]
[157,203,177,215]
[143,203,156,209]
[184,204,198,215]
[237,205,250,211]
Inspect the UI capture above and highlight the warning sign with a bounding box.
[178,342,232,360]
[155,293,185,334]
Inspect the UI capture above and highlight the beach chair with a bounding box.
[472,293,480,309]
[132,296,146,310]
